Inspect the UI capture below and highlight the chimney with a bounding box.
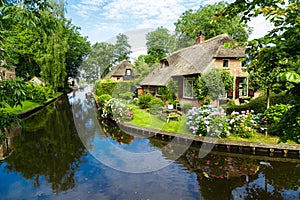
[196,31,205,44]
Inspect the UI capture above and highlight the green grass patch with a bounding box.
[2,100,41,114]
[127,105,191,134]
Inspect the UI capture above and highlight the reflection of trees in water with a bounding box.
[244,184,284,200]
[182,149,300,200]
[4,96,87,193]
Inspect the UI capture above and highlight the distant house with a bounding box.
[104,60,134,81]
[29,76,45,86]
[0,49,15,80]
[140,33,253,105]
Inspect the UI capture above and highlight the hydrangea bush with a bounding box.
[186,106,257,138]
[186,106,228,137]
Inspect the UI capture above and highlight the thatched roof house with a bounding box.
[104,60,134,81]
[140,33,251,105]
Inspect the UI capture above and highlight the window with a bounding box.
[242,60,248,68]
[183,78,194,98]
[223,59,229,68]
[126,69,131,76]
[238,77,248,97]
[164,61,169,68]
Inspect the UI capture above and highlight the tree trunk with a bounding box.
[266,88,270,110]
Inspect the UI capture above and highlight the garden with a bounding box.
[94,79,300,145]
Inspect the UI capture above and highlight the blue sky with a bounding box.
[65,0,272,58]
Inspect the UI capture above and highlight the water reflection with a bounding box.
[0,87,298,200]
[2,96,87,194]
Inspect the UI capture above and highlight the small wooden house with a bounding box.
[140,33,253,105]
[104,60,134,81]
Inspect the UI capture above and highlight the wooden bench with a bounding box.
[157,108,181,123]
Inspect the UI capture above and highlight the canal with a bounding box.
[0,87,299,199]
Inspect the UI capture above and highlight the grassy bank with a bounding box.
[126,105,297,145]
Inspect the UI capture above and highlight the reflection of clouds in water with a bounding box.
[70,86,194,173]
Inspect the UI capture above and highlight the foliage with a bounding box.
[224,92,295,114]
[98,98,133,123]
[95,94,112,109]
[133,55,157,83]
[95,79,117,96]
[157,86,175,103]
[264,104,290,125]
[148,98,164,115]
[0,77,27,108]
[80,42,115,82]
[114,33,132,62]
[174,2,251,42]
[268,103,300,143]
[146,27,174,62]
[1,1,90,90]
[25,83,52,103]
[0,110,20,139]
[224,0,300,108]
[194,68,233,101]
[186,106,256,138]
[138,93,154,109]
[112,81,135,99]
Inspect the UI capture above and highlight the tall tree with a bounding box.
[174,2,252,42]
[113,33,132,62]
[80,42,115,82]
[224,0,300,108]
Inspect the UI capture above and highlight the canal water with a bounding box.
[0,87,299,200]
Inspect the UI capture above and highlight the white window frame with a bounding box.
[223,59,229,68]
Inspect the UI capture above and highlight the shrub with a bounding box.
[95,79,117,96]
[182,103,193,113]
[224,92,295,114]
[149,98,164,114]
[99,98,133,122]
[268,103,300,143]
[25,83,51,103]
[138,94,154,109]
[96,94,112,108]
[228,110,256,138]
[186,106,227,137]
[264,104,290,124]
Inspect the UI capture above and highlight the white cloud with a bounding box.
[66,0,273,52]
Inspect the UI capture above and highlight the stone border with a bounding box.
[119,123,300,157]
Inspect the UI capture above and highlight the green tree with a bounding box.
[174,2,251,42]
[225,0,300,108]
[114,33,132,62]
[146,27,175,62]
[64,20,91,79]
[80,42,115,82]
[194,68,233,103]
[133,54,157,84]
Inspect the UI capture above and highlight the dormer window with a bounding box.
[164,61,169,68]
[126,69,131,76]
[223,59,229,68]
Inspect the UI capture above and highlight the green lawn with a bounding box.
[127,105,191,134]
[2,100,41,114]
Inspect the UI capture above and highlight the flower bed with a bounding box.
[186,105,257,138]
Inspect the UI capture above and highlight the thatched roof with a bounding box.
[140,34,245,86]
[104,60,133,79]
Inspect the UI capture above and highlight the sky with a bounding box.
[65,0,273,59]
